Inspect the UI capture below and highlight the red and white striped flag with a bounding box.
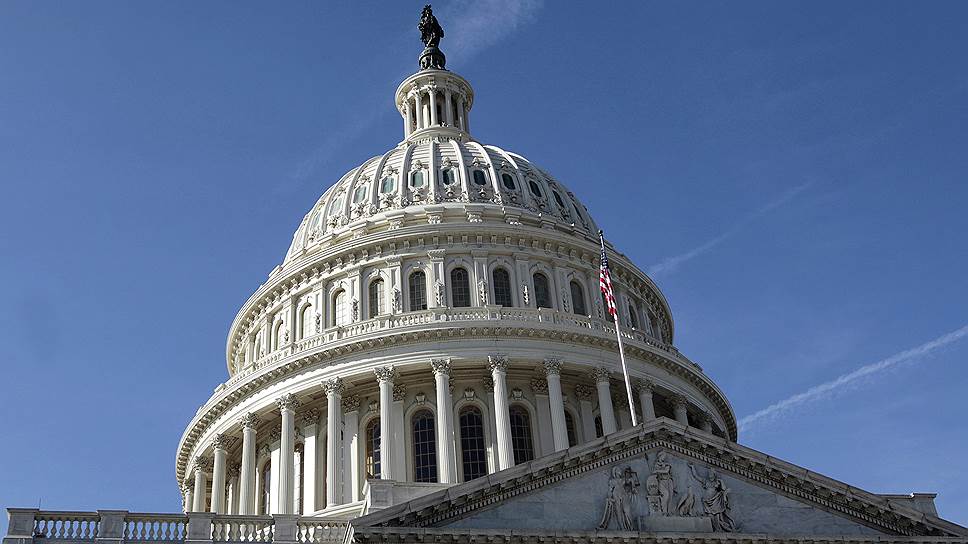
[599,231,617,317]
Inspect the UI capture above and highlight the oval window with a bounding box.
[472,170,488,186]
[501,173,516,191]
[380,176,396,193]
[411,170,425,188]
[441,168,457,186]
[329,195,344,216]
[528,180,543,197]
[552,191,566,208]
[353,185,367,203]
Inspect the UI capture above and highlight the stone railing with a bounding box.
[230,306,685,385]
[3,510,348,544]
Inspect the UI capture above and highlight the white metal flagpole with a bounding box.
[599,230,639,427]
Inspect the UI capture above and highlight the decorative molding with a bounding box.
[530,377,548,395]
[374,365,397,383]
[276,393,300,412]
[392,383,407,402]
[573,384,593,401]
[342,395,361,412]
[300,408,320,426]
[487,354,509,372]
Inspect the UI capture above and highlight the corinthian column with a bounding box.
[593,367,617,435]
[636,379,656,423]
[322,378,345,507]
[374,366,396,480]
[543,358,569,451]
[275,394,299,514]
[431,358,456,483]
[210,434,229,514]
[192,456,208,512]
[238,413,259,515]
[672,394,689,425]
[488,355,514,470]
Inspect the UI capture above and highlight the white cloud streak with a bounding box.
[738,324,968,432]
[647,182,813,277]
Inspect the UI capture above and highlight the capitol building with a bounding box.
[5,7,966,544]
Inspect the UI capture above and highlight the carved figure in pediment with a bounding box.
[598,466,638,531]
[689,463,735,532]
[645,452,675,516]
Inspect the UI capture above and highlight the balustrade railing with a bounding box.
[239,306,681,381]
[295,520,347,544]
[211,515,274,543]
[32,512,99,541]
[4,510,345,544]
[124,513,187,542]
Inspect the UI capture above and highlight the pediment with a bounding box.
[350,419,966,540]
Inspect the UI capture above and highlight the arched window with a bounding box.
[647,310,659,338]
[533,272,552,309]
[408,271,427,311]
[273,320,285,349]
[459,406,488,481]
[528,179,543,197]
[333,290,348,327]
[627,301,640,329]
[260,461,271,515]
[594,415,603,438]
[364,418,381,478]
[552,191,566,208]
[368,279,384,318]
[509,405,534,464]
[329,194,344,216]
[565,410,578,447]
[492,268,513,307]
[570,280,587,315]
[412,410,438,483]
[450,267,470,307]
[300,305,313,339]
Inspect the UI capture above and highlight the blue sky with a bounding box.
[1,0,966,530]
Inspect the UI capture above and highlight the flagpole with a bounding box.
[599,230,639,427]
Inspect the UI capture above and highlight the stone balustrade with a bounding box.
[227,305,686,387]
[3,510,348,544]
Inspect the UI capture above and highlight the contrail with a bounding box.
[738,324,968,432]
[647,182,812,277]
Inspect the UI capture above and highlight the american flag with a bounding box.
[599,231,617,317]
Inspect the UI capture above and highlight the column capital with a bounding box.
[672,393,689,409]
[374,365,397,383]
[321,377,345,396]
[300,408,320,426]
[591,366,611,384]
[212,433,233,451]
[487,354,509,372]
[543,357,563,375]
[430,358,452,375]
[193,455,211,473]
[276,393,300,412]
[573,383,594,401]
[239,412,261,430]
[635,378,656,394]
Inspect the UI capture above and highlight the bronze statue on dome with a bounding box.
[418,5,446,70]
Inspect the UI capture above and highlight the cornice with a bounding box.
[179,316,734,486]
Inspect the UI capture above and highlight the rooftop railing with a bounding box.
[227,306,691,387]
[3,510,348,544]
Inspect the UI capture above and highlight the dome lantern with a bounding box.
[395,6,474,142]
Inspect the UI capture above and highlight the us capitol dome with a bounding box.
[6,7,965,544]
